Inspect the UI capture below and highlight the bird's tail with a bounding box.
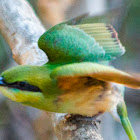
[117,103,137,140]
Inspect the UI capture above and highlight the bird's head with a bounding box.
[0,65,52,104]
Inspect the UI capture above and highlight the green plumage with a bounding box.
[38,16,125,64]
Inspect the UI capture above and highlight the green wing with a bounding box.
[38,16,125,63]
[50,62,140,89]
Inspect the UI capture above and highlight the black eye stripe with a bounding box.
[3,81,41,92]
[18,82,27,87]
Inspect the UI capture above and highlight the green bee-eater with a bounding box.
[0,15,139,140]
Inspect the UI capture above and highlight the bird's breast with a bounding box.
[54,76,119,117]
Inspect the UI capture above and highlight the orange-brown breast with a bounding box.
[55,76,119,117]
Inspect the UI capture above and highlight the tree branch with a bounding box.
[37,0,75,27]
[50,113,103,140]
[0,0,47,65]
[0,0,103,139]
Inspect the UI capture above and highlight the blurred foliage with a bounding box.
[114,0,140,72]
[120,0,140,50]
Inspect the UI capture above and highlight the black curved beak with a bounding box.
[0,77,5,86]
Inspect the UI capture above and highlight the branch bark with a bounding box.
[0,0,47,65]
[37,0,75,27]
[0,0,103,139]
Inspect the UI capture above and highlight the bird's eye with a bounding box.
[18,82,26,87]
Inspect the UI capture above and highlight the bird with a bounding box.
[0,15,139,140]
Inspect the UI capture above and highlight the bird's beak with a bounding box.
[0,77,5,85]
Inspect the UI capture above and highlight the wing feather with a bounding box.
[38,17,125,63]
[50,62,140,89]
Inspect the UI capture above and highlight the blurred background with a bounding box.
[0,0,140,139]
